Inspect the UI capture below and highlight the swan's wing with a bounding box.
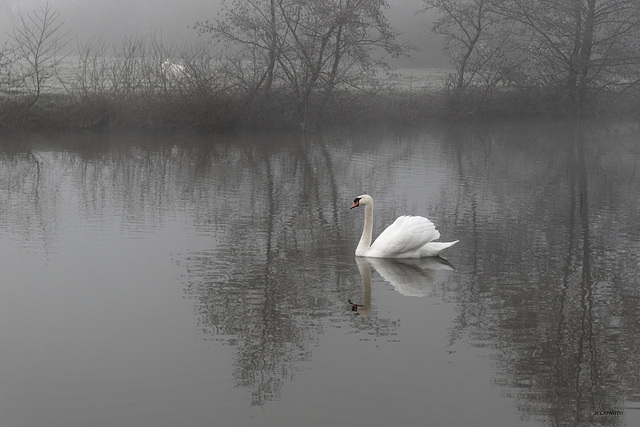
[370,215,440,257]
[417,240,459,257]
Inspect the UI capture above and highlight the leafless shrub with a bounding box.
[8,1,69,108]
[75,36,111,96]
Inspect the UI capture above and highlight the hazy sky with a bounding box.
[1,0,220,42]
[1,0,445,67]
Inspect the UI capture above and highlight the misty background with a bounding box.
[0,0,447,67]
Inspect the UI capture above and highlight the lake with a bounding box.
[1,119,639,426]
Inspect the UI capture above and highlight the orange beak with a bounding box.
[350,200,359,209]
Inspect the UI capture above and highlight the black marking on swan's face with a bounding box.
[350,198,361,209]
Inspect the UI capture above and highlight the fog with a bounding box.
[1,0,220,43]
[0,0,447,67]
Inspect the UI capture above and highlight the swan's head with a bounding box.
[350,194,372,209]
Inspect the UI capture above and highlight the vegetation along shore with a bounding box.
[1,1,640,131]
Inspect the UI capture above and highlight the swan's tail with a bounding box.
[420,240,459,257]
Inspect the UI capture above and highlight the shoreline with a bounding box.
[1,86,636,132]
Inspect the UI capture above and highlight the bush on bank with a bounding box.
[1,82,638,131]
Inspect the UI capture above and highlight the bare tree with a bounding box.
[424,0,640,113]
[197,0,406,127]
[277,0,404,125]
[503,0,640,113]
[195,0,281,97]
[420,0,514,113]
[9,2,69,108]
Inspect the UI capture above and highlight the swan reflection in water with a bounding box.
[349,257,455,316]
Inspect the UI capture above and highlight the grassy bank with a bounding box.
[2,2,639,132]
[1,83,638,131]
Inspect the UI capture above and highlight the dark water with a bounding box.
[1,120,639,426]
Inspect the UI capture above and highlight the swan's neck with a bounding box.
[357,203,373,255]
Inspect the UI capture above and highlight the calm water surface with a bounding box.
[1,120,639,426]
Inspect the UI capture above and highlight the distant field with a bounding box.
[377,67,452,91]
[12,56,453,95]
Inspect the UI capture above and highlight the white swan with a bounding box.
[350,194,458,258]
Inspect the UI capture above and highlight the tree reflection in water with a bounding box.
[439,120,640,426]
[178,130,403,405]
[2,122,639,424]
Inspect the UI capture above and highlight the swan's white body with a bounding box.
[351,194,458,258]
